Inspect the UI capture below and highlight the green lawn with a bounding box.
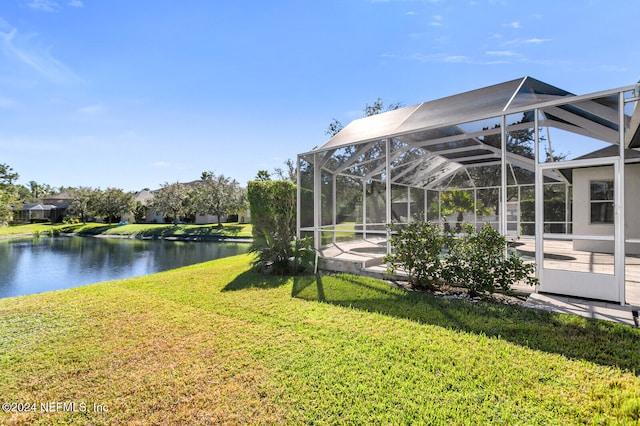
[0,222,253,239]
[1,254,639,424]
[0,223,91,237]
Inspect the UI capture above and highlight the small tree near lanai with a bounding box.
[196,171,247,228]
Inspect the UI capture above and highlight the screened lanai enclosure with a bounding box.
[297,77,640,305]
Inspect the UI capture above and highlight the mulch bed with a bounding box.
[387,280,529,307]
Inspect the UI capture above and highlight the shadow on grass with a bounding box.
[223,269,289,292]
[183,225,244,237]
[75,224,118,235]
[76,224,248,239]
[292,273,640,375]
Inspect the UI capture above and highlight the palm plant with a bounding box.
[440,190,474,232]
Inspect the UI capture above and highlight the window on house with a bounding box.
[590,180,614,224]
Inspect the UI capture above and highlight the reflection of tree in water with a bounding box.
[0,239,27,290]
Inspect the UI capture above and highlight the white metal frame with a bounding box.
[298,80,638,304]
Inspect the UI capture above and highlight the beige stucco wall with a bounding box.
[573,163,640,254]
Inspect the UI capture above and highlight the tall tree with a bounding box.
[322,99,405,226]
[151,182,194,224]
[196,171,247,227]
[93,188,135,225]
[273,159,296,183]
[67,186,97,223]
[325,98,403,137]
[255,170,271,181]
[28,181,54,200]
[0,163,19,225]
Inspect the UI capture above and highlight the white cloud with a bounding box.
[0,18,15,37]
[505,21,520,29]
[430,15,444,26]
[443,55,470,63]
[409,52,510,65]
[77,104,104,115]
[68,0,83,6]
[27,0,61,12]
[485,50,518,57]
[416,53,470,64]
[524,38,551,44]
[0,18,80,84]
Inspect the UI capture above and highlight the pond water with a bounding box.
[0,236,250,299]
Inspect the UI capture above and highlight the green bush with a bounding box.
[384,222,452,289]
[247,180,296,243]
[63,216,80,224]
[444,223,537,295]
[386,222,537,294]
[30,218,51,224]
[248,180,313,275]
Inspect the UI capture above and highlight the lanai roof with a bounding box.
[307,76,638,190]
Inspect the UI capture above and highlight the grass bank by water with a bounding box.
[0,222,252,240]
[1,254,639,424]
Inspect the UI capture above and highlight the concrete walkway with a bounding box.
[523,293,639,327]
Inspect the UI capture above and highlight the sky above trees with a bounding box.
[1,0,639,191]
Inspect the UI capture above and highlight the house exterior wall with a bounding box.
[195,214,221,225]
[195,209,251,225]
[573,164,640,254]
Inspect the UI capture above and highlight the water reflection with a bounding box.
[0,237,250,299]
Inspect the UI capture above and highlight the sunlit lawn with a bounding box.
[0,223,100,237]
[0,222,252,239]
[1,254,639,424]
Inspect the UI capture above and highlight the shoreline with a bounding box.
[1,232,253,243]
[67,233,253,243]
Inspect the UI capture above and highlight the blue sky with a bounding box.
[1,0,639,191]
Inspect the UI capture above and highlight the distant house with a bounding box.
[13,192,70,223]
[126,186,251,224]
[123,189,165,224]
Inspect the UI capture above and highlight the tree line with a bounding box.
[1,98,408,228]
[0,165,246,226]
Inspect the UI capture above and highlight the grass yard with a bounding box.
[1,254,639,424]
[0,223,99,237]
[0,222,252,239]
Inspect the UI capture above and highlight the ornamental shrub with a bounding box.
[444,223,537,295]
[384,222,452,289]
[386,221,537,294]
